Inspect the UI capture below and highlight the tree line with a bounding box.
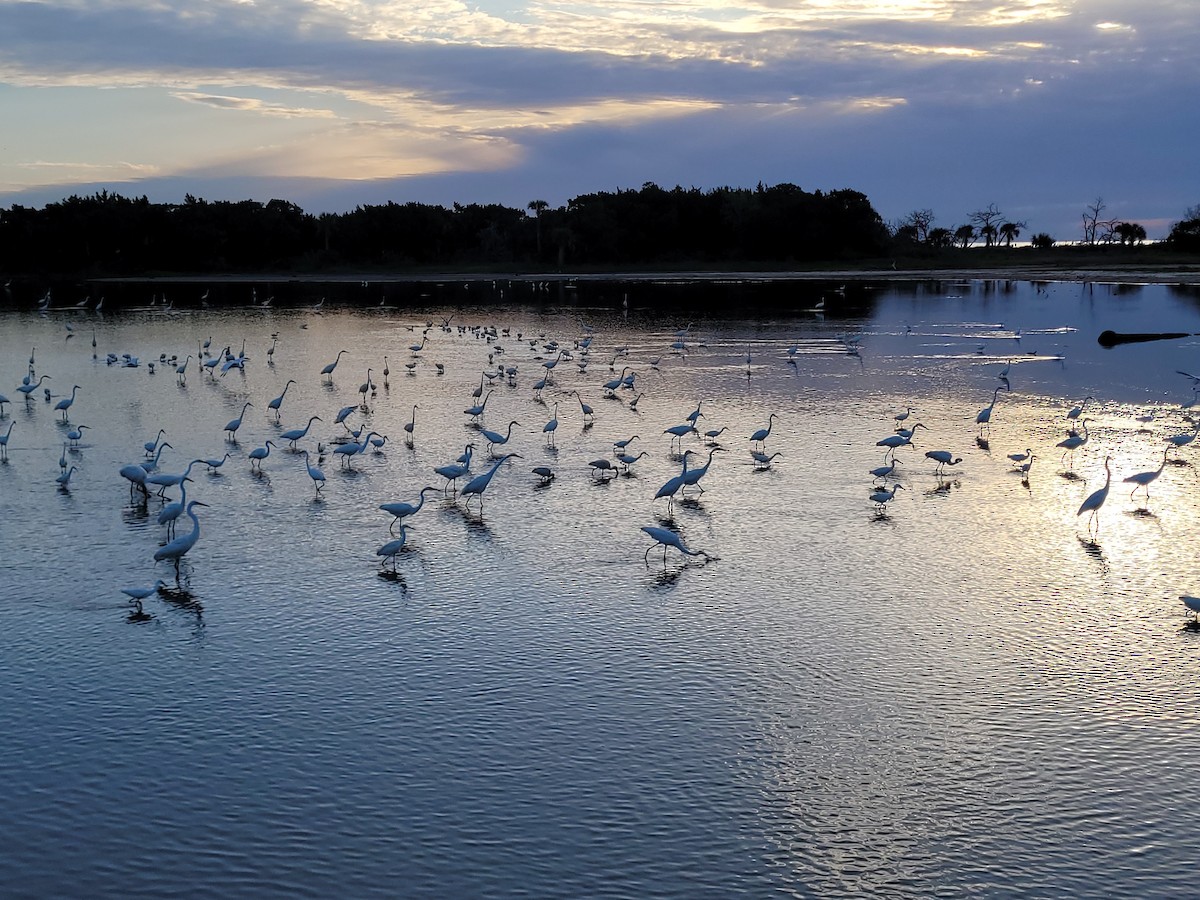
[0,185,1195,277]
[0,184,889,277]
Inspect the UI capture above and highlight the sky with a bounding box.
[0,0,1196,241]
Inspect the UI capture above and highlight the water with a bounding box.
[3,277,1200,897]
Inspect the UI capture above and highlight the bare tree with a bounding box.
[1081,197,1117,244]
[901,208,935,243]
[969,204,1004,247]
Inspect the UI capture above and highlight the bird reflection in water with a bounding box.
[1077,536,1110,577]
[126,599,154,623]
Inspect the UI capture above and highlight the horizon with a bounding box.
[0,0,1196,241]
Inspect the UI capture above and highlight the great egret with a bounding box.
[153,500,210,572]
[680,447,725,494]
[435,444,474,491]
[267,380,296,420]
[464,390,494,421]
[869,483,904,512]
[332,432,377,469]
[924,450,963,475]
[460,453,522,509]
[140,442,173,472]
[157,479,192,537]
[976,388,1002,434]
[1123,448,1169,502]
[543,403,560,447]
[17,374,50,400]
[121,581,167,602]
[401,405,418,446]
[380,486,438,532]
[1076,455,1113,530]
[320,349,348,382]
[144,429,167,457]
[56,465,77,488]
[1182,595,1200,624]
[1066,395,1093,424]
[224,402,253,439]
[750,450,782,470]
[616,450,649,473]
[301,450,326,494]
[703,426,727,445]
[248,441,277,471]
[280,415,322,447]
[202,452,231,473]
[377,524,411,572]
[54,384,80,421]
[67,424,90,446]
[589,458,618,479]
[750,413,777,448]
[570,391,595,422]
[1057,418,1091,465]
[663,423,697,453]
[654,453,693,511]
[481,420,520,454]
[641,525,711,566]
[1007,448,1033,466]
[1167,422,1200,455]
[119,463,151,499]
[685,400,705,424]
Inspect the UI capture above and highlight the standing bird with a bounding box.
[641,525,711,566]
[924,450,963,475]
[280,415,322,448]
[121,581,167,603]
[976,388,1002,435]
[301,450,326,495]
[144,428,167,457]
[320,349,349,382]
[1,420,15,461]
[376,524,411,572]
[1166,421,1200,456]
[267,380,296,421]
[750,413,777,448]
[869,483,904,512]
[459,453,522,510]
[56,466,78,489]
[54,384,81,421]
[224,402,253,440]
[1066,395,1093,426]
[380,486,438,532]
[153,500,210,574]
[1057,418,1091,466]
[1123,448,1169,503]
[1077,455,1113,530]
[681,447,726,494]
[403,405,418,446]
[248,440,277,471]
[480,420,521,455]
[543,403,560,447]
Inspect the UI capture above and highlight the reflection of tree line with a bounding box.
[0,183,891,276]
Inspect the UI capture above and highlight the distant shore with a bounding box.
[87,262,1200,286]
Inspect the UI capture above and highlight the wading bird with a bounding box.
[1123,448,1169,503]
[380,486,438,532]
[460,453,522,510]
[924,450,963,475]
[1077,455,1113,531]
[153,500,210,574]
[641,525,711,567]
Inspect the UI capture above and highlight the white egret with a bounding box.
[641,525,711,566]
[681,447,725,494]
[869,456,895,480]
[121,582,167,602]
[224,402,253,440]
[334,404,357,433]
[464,390,494,421]
[56,465,78,488]
[267,380,296,421]
[589,458,618,479]
[17,374,50,400]
[663,423,697,453]
[924,450,963,475]
[54,384,81,421]
[654,454,692,510]
[320,349,348,382]
[1167,422,1200,455]
[202,452,231,473]
[332,432,376,469]
[357,368,373,406]
[1076,455,1113,530]
[1007,448,1033,466]
[1123,448,1169,502]
[153,500,210,573]
[380,486,438,531]
[543,403,560,447]
[750,413,777,448]
[870,483,904,512]
[143,428,166,457]
[976,388,1002,434]
[602,367,631,396]
[147,458,203,494]
[894,407,914,425]
[616,450,648,473]
[119,463,151,499]
[460,453,522,509]
[376,524,411,572]
[280,415,322,447]
[301,450,326,494]
[67,424,90,446]
[403,405,418,446]
[703,426,727,445]
[1066,395,1093,424]
[750,450,782,470]
[175,355,192,383]
[480,420,520,454]
[613,435,640,452]
[157,479,192,537]
[140,442,172,472]
[1057,418,1091,465]
[248,441,277,471]
[59,442,68,472]
[570,391,595,422]
[1182,595,1200,624]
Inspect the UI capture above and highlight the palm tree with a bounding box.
[954,224,977,249]
[999,222,1021,247]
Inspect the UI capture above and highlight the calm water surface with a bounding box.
[3,278,1200,897]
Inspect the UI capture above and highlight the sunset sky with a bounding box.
[0,0,1195,239]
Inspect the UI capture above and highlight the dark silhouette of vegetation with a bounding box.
[0,182,892,278]
[1030,232,1056,249]
[1168,205,1200,251]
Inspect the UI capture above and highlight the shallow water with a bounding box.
[3,278,1200,897]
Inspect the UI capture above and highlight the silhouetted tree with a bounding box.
[1167,205,1200,251]
[969,204,1004,247]
[1113,222,1146,245]
[1030,232,1056,249]
[954,224,977,248]
[998,221,1024,247]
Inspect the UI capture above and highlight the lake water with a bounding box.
[3,277,1200,897]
